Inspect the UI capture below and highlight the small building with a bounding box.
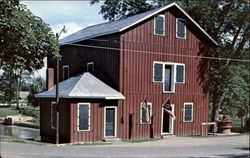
[36,2,217,143]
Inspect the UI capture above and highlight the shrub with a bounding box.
[244,118,250,132]
[19,106,39,118]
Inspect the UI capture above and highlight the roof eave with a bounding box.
[59,30,120,46]
[35,95,125,100]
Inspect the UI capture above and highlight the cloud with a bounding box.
[21,1,107,26]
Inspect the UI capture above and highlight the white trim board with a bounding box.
[161,104,175,135]
[104,106,117,138]
[183,102,193,122]
[140,102,153,124]
[77,103,91,131]
[176,18,186,39]
[154,14,165,36]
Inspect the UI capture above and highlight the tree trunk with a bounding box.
[15,70,21,110]
[211,91,225,122]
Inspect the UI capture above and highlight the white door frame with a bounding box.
[161,104,175,135]
[104,106,117,138]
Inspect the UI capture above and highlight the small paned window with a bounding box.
[154,15,165,36]
[153,62,163,82]
[176,65,185,83]
[140,102,152,124]
[87,62,94,72]
[164,64,175,92]
[184,103,193,122]
[62,65,69,80]
[152,61,185,93]
[176,18,186,38]
[51,102,56,129]
[78,103,90,131]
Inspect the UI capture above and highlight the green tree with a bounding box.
[28,77,45,107]
[0,0,59,109]
[0,67,16,105]
[91,0,250,122]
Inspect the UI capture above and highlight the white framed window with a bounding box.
[77,103,91,131]
[140,102,152,124]
[176,64,185,83]
[153,61,185,93]
[153,61,164,82]
[87,62,94,72]
[183,102,193,122]
[163,63,176,93]
[154,15,165,36]
[176,18,186,39]
[51,102,56,129]
[62,65,69,80]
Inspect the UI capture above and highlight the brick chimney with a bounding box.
[46,68,54,90]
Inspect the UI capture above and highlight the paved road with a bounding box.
[1,135,249,158]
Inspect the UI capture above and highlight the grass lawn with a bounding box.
[0,135,49,145]
[0,106,40,125]
[123,137,161,143]
[0,107,20,117]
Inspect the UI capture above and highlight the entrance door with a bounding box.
[104,107,117,137]
[161,105,174,134]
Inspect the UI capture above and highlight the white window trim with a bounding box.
[77,103,91,131]
[176,18,186,39]
[153,61,185,93]
[140,102,153,124]
[154,14,165,36]
[153,61,164,83]
[176,63,185,84]
[104,106,117,138]
[62,65,69,80]
[183,102,193,122]
[87,62,94,71]
[50,101,56,129]
[161,104,175,135]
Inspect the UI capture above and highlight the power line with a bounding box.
[60,42,250,62]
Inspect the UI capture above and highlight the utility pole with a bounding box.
[55,26,66,144]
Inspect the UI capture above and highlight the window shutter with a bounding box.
[176,65,184,83]
[184,104,192,121]
[154,63,163,82]
[155,16,164,35]
[177,19,185,38]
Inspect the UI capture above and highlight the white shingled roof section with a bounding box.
[35,72,125,100]
[60,2,217,46]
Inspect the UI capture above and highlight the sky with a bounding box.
[20,0,107,78]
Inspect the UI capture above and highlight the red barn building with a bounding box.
[36,2,217,143]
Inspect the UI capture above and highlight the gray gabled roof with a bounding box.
[35,72,125,100]
[60,2,217,46]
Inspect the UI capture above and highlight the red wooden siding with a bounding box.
[118,9,209,138]
[40,98,71,143]
[47,35,121,90]
[70,100,120,143]
[40,7,211,143]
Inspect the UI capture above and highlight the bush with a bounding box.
[244,118,250,132]
[19,106,39,118]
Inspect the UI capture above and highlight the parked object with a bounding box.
[217,120,232,134]
[36,2,217,143]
